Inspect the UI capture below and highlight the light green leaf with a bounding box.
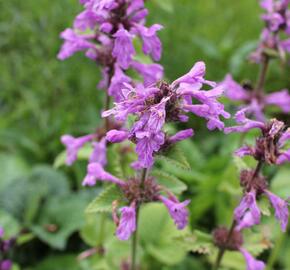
[175,230,215,255]
[86,185,124,214]
[151,169,187,194]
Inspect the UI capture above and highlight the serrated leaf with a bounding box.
[244,229,272,256]
[175,230,215,255]
[31,192,90,249]
[86,185,123,214]
[139,203,188,265]
[157,145,190,170]
[0,210,21,238]
[80,214,115,247]
[151,169,187,194]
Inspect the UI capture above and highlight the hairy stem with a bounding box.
[254,55,270,95]
[131,168,148,270]
[212,220,236,270]
[213,160,263,270]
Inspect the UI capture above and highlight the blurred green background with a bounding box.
[0,0,290,269]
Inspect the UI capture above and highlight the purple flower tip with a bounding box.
[168,129,194,143]
[112,29,135,69]
[0,227,4,238]
[106,129,128,143]
[240,248,265,270]
[234,191,261,230]
[82,162,124,186]
[265,190,289,232]
[0,260,12,270]
[116,205,137,241]
[160,196,191,230]
[61,134,93,166]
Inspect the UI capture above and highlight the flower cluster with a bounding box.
[0,228,15,270]
[58,0,164,101]
[103,61,230,168]
[213,227,265,270]
[226,117,290,230]
[220,74,290,121]
[250,0,290,63]
[82,162,190,240]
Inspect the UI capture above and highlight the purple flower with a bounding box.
[133,24,163,61]
[0,260,12,270]
[135,130,165,168]
[112,29,135,69]
[168,129,194,143]
[235,145,255,158]
[82,162,124,186]
[116,204,137,241]
[239,248,265,270]
[276,149,290,164]
[160,196,190,229]
[108,65,132,102]
[224,108,265,134]
[89,138,107,166]
[61,134,94,166]
[219,74,249,101]
[234,191,261,230]
[265,89,290,113]
[172,61,216,87]
[265,190,289,231]
[106,129,128,143]
[0,227,3,238]
[131,61,163,86]
[57,29,96,60]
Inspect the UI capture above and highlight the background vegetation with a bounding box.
[0,0,289,269]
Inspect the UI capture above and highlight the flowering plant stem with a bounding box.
[131,168,148,270]
[254,55,270,95]
[213,160,264,270]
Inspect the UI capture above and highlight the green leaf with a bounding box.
[86,185,124,214]
[175,230,215,255]
[156,145,190,170]
[33,255,80,270]
[31,192,89,249]
[139,203,188,265]
[0,210,21,238]
[151,169,187,194]
[80,214,115,247]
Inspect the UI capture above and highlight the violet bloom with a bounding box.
[133,24,163,61]
[103,61,229,168]
[116,204,137,241]
[0,260,12,270]
[57,29,96,60]
[82,162,125,186]
[58,0,164,103]
[220,74,290,121]
[61,134,94,166]
[108,64,132,102]
[131,61,163,86]
[239,248,265,270]
[265,190,289,231]
[224,108,266,134]
[89,138,107,166]
[0,227,3,238]
[112,29,135,69]
[159,196,191,229]
[168,129,194,144]
[234,191,261,230]
[106,129,128,143]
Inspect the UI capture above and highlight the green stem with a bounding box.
[266,225,288,270]
[213,160,263,270]
[254,55,270,95]
[131,168,148,270]
[212,220,236,270]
